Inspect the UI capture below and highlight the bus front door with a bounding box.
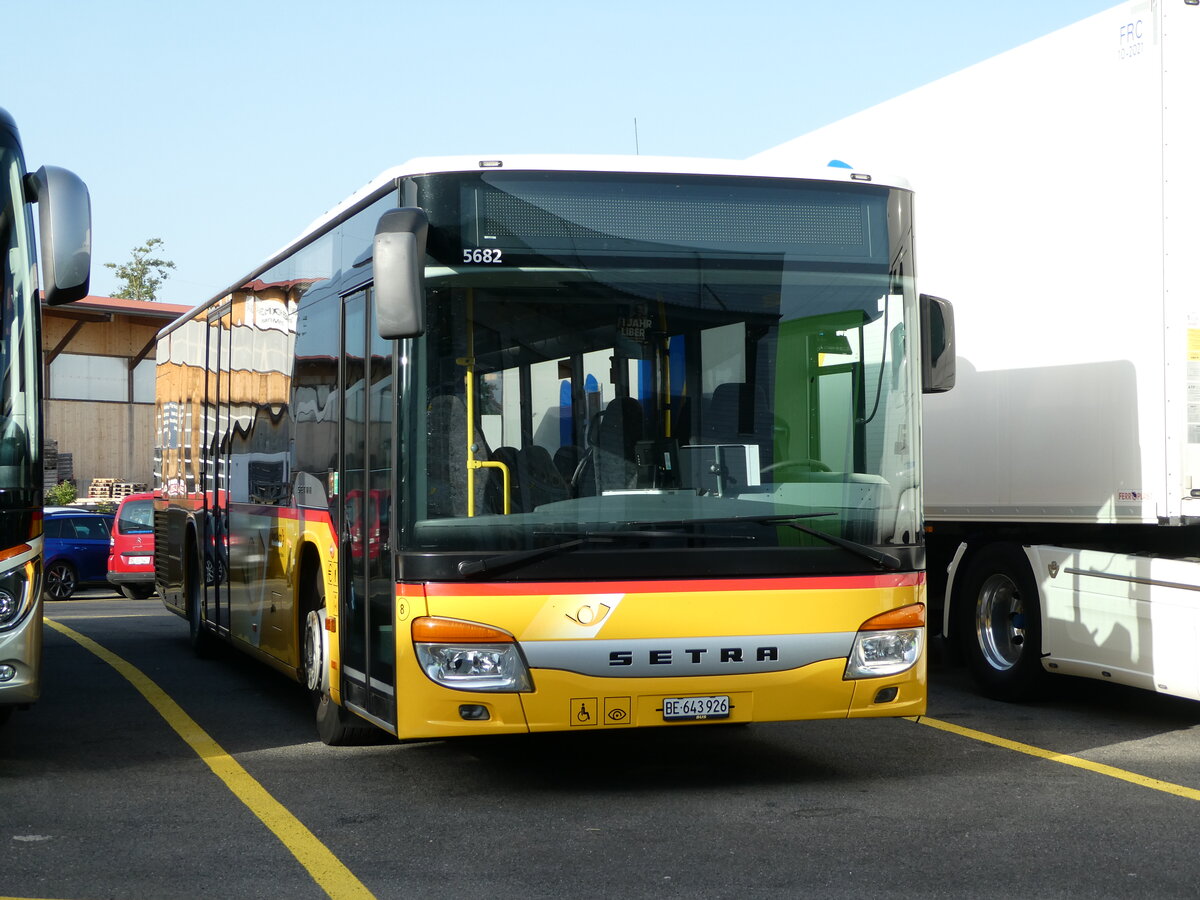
[204,302,232,634]
[338,288,396,729]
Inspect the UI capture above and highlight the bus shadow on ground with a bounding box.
[405,723,862,793]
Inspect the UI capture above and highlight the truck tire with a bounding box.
[957,544,1045,701]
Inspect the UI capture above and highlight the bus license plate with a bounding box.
[663,695,730,721]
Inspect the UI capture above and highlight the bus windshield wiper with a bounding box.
[457,513,902,578]
[621,512,904,571]
[778,520,904,571]
[457,529,750,579]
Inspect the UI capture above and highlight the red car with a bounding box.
[107,491,156,599]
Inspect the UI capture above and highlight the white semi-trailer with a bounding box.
[755,0,1200,702]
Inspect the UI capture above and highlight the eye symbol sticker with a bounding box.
[566,602,612,626]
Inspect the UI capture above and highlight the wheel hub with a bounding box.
[976,573,1025,671]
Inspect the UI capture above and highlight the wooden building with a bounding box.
[41,295,193,494]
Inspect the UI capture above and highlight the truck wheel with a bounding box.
[958,544,1045,701]
[302,574,377,746]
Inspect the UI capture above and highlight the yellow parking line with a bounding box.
[44,618,375,900]
[44,614,157,620]
[912,715,1200,801]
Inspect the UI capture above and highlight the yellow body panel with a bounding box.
[389,576,925,737]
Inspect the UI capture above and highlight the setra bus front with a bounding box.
[316,159,953,739]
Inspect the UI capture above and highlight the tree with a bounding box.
[104,237,176,301]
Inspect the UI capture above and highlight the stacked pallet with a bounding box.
[42,440,58,492]
[111,482,148,499]
[88,478,115,498]
[57,452,73,486]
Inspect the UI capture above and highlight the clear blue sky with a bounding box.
[5,0,1116,306]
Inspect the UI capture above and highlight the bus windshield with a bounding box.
[0,124,39,509]
[401,172,921,571]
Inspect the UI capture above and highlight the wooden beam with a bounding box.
[130,335,158,368]
[46,320,87,365]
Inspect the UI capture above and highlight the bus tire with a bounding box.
[302,577,377,746]
[958,544,1045,701]
[186,536,217,658]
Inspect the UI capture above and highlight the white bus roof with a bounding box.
[162,154,908,338]
[287,154,909,261]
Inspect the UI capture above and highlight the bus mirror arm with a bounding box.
[919,293,955,394]
[25,166,92,306]
[373,207,429,339]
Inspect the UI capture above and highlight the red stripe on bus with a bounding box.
[419,573,922,597]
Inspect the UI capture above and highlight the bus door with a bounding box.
[338,288,396,728]
[204,302,232,633]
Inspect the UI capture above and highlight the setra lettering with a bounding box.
[608,646,781,666]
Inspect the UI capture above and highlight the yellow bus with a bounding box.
[0,107,91,727]
[153,156,953,743]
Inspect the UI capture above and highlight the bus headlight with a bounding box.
[0,560,37,632]
[412,617,533,692]
[844,603,925,679]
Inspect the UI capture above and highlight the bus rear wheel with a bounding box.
[186,536,217,657]
[958,544,1045,701]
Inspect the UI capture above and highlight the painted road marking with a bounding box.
[44,613,158,620]
[43,617,375,900]
[912,715,1200,802]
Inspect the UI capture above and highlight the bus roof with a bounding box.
[295,154,909,255]
[160,154,909,339]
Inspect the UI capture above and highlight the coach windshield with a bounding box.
[395,171,922,580]
[0,125,39,514]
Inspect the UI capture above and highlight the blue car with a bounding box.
[42,508,115,601]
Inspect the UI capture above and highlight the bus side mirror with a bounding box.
[920,293,955,394]
[373,207,428,339]
[25,165,91,306]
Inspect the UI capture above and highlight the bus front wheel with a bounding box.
[302,577,377,746]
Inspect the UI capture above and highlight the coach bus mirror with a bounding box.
[373,207,429,339]
[920,293,955,394]
[25,165,91,306]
